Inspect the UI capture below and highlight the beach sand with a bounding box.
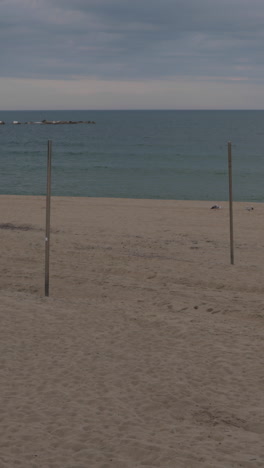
[0,195,263,468]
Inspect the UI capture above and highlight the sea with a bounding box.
[0,110,264,201]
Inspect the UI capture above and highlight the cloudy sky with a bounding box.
[1,0,264,109]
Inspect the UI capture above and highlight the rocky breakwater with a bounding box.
[39,120,96,125]
[1,119,96,125]
[26,120,95,125]
[1,120,96,125]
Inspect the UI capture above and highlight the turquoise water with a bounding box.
[0,110,264,201]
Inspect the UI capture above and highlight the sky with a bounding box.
[1,0,264,110]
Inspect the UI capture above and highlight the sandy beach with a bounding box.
[0,195,263,468]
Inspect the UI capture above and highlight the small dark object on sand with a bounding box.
[211,205,222,209]
[0,223,35,231]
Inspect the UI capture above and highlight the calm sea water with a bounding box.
[0,110,264,201]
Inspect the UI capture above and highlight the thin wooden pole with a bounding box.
[45,140,52,296]
[228,141,234,265]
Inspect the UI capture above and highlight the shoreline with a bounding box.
[0,193,262,202]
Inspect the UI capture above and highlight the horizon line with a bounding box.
[1,108,264,112]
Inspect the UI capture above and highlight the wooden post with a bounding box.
[228,141,234,265]
[45,140,52,296]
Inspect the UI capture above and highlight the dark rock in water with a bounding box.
[9,119,96,125]
[41,119,95,125]
[42,120,54,124]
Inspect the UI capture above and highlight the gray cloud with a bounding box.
[1,0,264,82]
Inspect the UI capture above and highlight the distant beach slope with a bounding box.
[0,195,263,467]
